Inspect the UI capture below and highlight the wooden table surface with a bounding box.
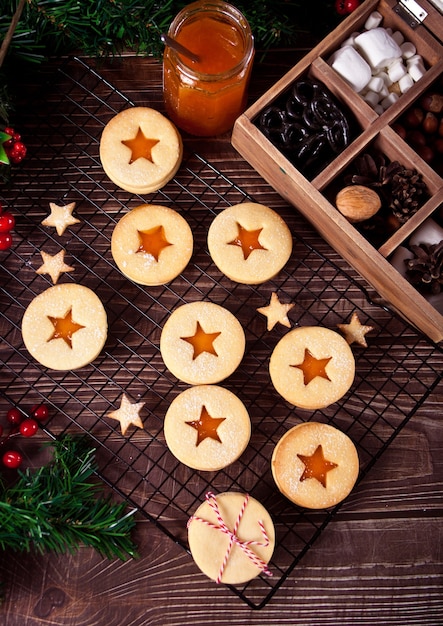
[0,51,442,626]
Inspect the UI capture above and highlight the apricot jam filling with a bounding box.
[181,321,221,359]
[185,405,226,446]
[121,127,159,164]
[297,444,338,488]
[228,222,267,260]
[136,225,172,261]
[291,348,332,385]
[47,308,85,348]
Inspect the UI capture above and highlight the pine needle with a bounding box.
[0,435,138,561]
[0,0,339,66]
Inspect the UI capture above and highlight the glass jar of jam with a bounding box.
[163,1,254,137]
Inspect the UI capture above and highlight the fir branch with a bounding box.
[0,0,339,67]
[0,435,138,561]
[0,0,25,67]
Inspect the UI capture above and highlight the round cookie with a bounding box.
[160,301,245,384]
[21,284,107,370]
[111,204,193,286]
[100,106,183,194]
[269,326,355,409]
[271,421,360,509]
[207,202,293,284]
[188,491,275,584]
[164,385,251,471]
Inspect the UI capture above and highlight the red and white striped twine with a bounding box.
[187,491,273,584]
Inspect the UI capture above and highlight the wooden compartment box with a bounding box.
[232,0,443,342]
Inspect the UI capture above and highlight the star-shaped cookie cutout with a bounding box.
[297,444,338,488]
[291,349,332,385]
[185,405,226,446]
[137,225,172,261]
[41,202,80,236]
[106,393,145,436]
[257,292,294,331]
[181,321,221,359]
[47,308,85,348]
[36,249,74,284]
[228,222,267,260]
[337,312,374,347]
[121,127,159,164]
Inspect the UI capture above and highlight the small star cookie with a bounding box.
[337,312,373,347]
[257,292,294,331]
[41,202,80,236]
[106,393,145,436]
[36,249,74,284]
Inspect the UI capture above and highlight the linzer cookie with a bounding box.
[164,385,251,471]
[111,204,193,285]
[207,202,292,284]
[271,422,359,509]
[187,491,275,584]
[21,284,107,370]
[269,326,355,409]
[100,107,183,194]
[160,301,245,385]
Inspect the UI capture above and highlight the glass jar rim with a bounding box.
[166,0,254,83]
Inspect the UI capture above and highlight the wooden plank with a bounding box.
[0,53,442,626]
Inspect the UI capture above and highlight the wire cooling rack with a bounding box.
[0,57,442,609]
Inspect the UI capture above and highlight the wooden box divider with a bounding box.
[232,0,443,342]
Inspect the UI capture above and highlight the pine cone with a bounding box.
[405,240,443,295]
[390,168,427,224]
[346,153,388,187]
[345,153,428,225]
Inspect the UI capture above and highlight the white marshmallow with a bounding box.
[398,73,414,93]
[401,42,416,58]
[376,70,393,86]
[354,27,402,69]
[387,60,407,83]
[364,11,383,30]
[328,46,372,92]
[379,84,389,99]
[391,30,405,46]
[374,104,384,115]
[408,62,426,81]
[363,90,380,106]
[367,76,384,93]
[406,54,424,66]
[409,218,443,246]
[340,32,360,48]
[390,246,412,279]
[381,92,399,109]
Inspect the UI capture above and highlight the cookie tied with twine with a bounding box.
[187,491,274,585]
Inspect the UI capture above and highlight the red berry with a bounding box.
[335,0,361,14]
[30,404,49,421]
[2,450,23,469]
[0,232,12,250]
[0,211,15,233]
[6,407,22,425]
[11,141,25,154]
[10,141,26,163]
[19,418,39,437]
[4,126,14,136]
[12,132,21,142]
